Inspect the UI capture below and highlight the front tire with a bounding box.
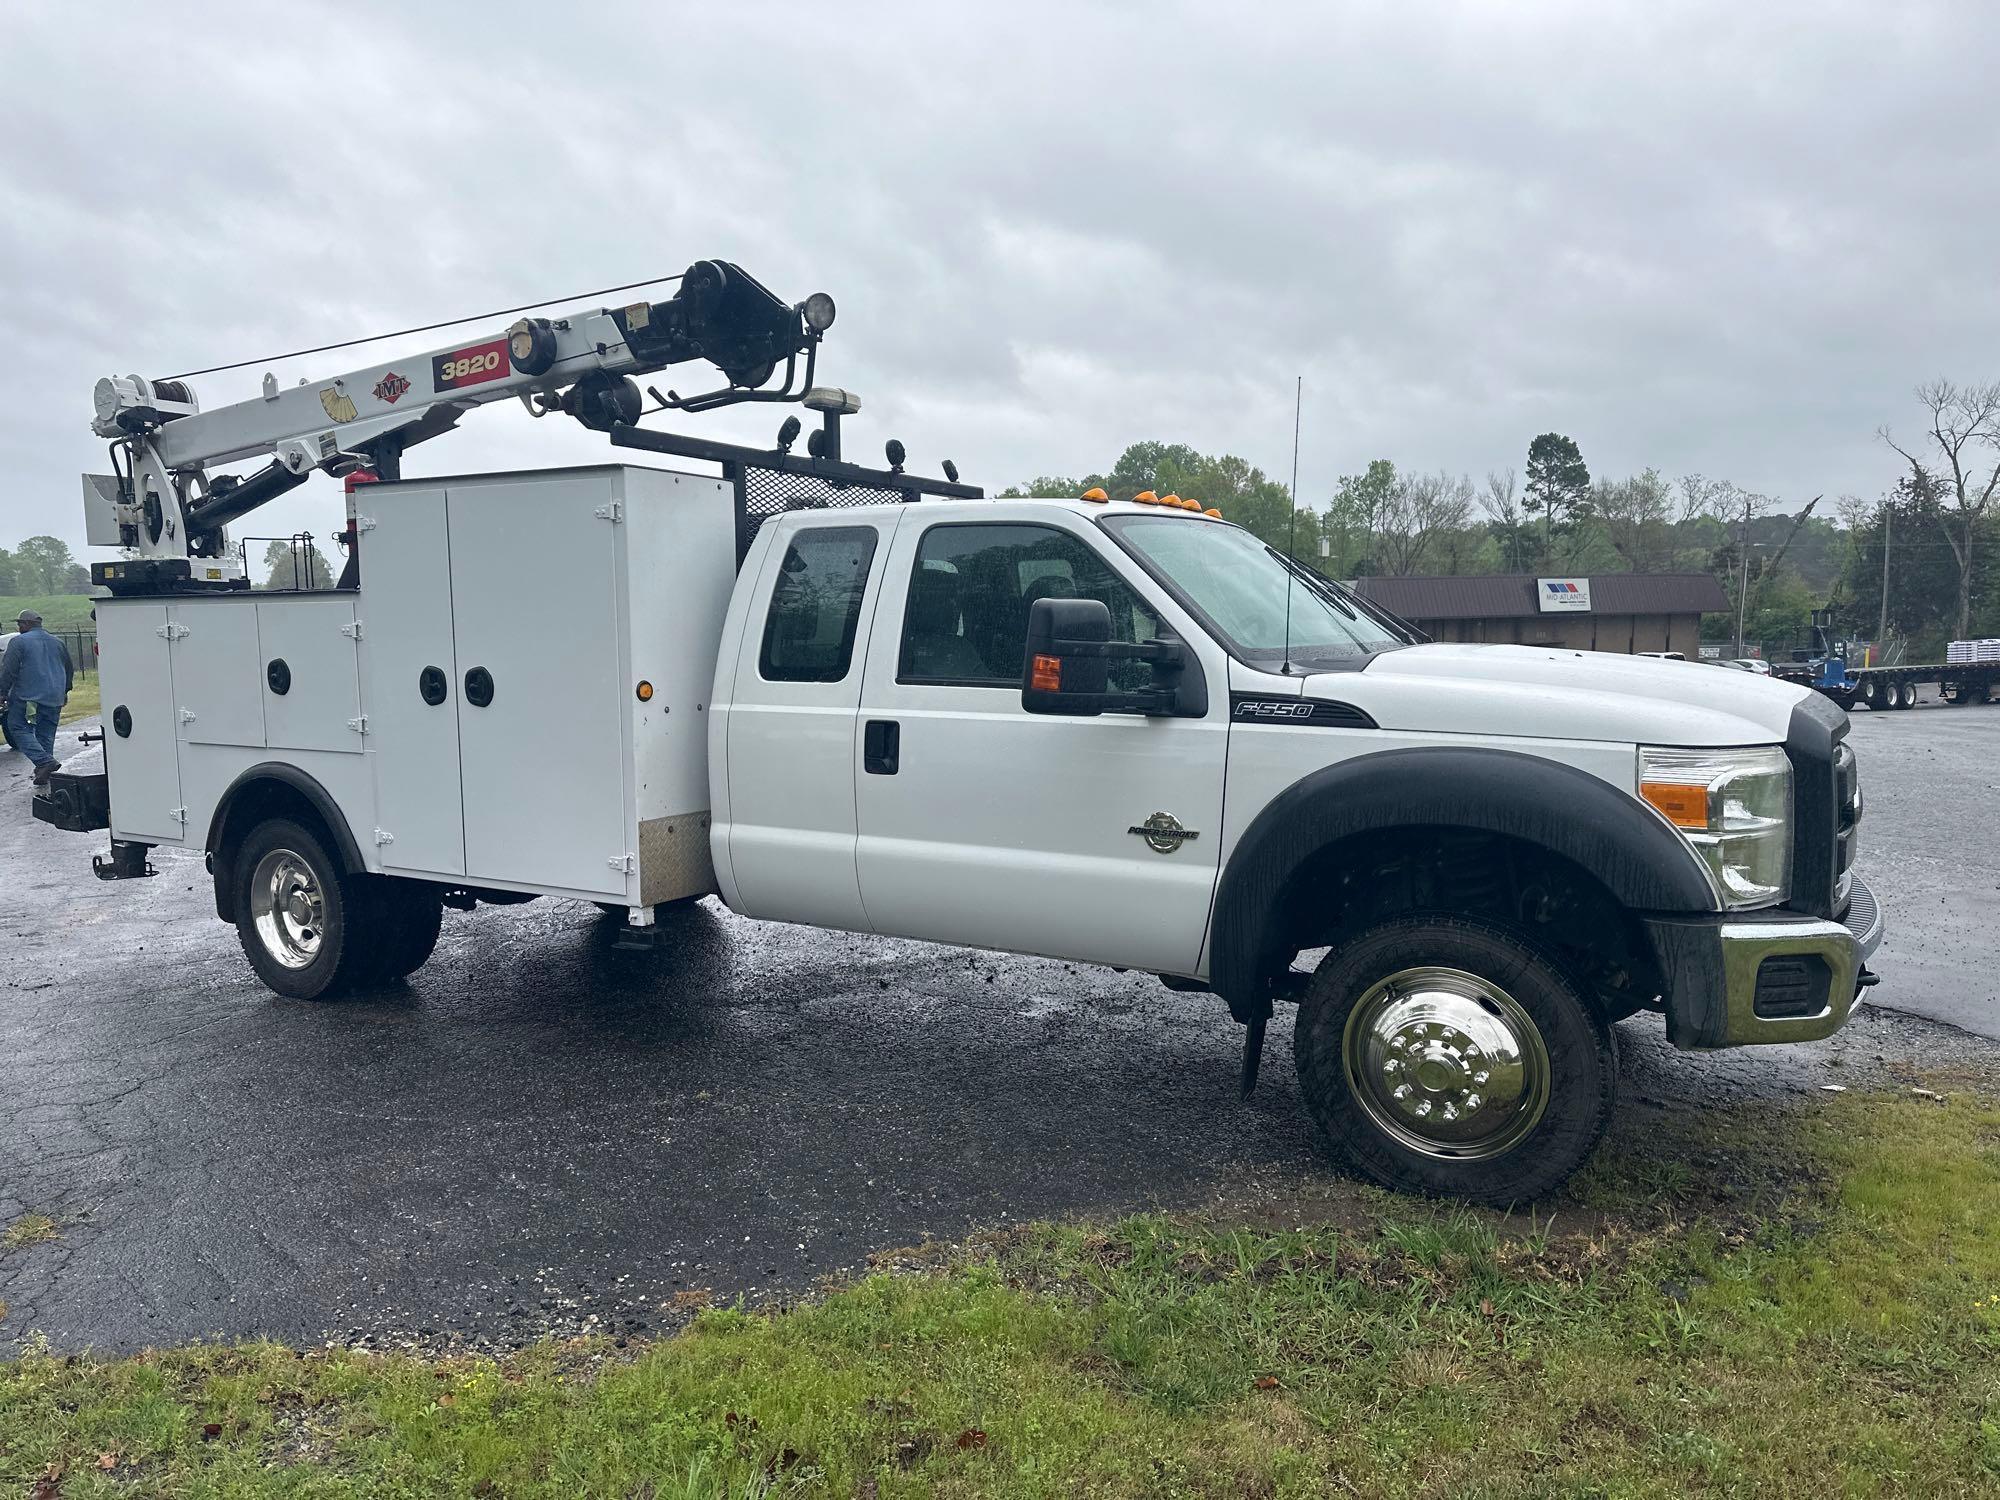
[1293,915,1616,1205]
[234,818,370,1000]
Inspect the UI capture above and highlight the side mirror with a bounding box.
[1020,596,1206,717]
[1022,598,1113,715]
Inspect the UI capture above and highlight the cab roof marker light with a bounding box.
[1080,487,1109,502]
[1204,507,1223,518]
[1133,490,1160,505]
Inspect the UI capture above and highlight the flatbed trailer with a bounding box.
[1775,659,2000,710]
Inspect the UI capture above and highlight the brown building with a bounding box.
[1353,572,1729,656]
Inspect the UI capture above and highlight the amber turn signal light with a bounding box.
[1030,654,1062,692]
[1640,781,1707,828]
[636,680,655,702]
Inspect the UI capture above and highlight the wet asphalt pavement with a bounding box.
[1,696,1994,1355]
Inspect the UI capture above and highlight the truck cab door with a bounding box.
[853,512,1229,975]
[718,513,899,932]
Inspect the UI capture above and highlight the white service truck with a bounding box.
[38,261,1882,1203]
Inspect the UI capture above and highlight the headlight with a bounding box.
[1638,745,1791,909]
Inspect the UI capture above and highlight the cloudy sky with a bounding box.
[2,0,1995,558]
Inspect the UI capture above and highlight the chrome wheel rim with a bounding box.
[249,847,326,969]
[1342,966,1550,1161]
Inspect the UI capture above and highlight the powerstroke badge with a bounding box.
[372,371,410,404]
[431,338,509,392]
[1128,811,1199,854]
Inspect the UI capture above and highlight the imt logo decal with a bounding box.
[372,371,410,404]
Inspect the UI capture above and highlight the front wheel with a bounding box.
[1293,916,1617,1205]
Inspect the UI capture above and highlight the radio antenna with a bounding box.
[1281,375,1303,675]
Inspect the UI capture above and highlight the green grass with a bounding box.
[0,1215,58,1252]
[5,1090,2000,1496]
[0,594,98,633]
[62,669,100,723]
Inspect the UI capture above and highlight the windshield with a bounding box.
[1103,515,1412,668]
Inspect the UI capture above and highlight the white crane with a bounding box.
[83,259,838,591]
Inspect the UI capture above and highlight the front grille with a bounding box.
[1785,696,1848,918]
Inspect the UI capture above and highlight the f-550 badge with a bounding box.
[1129,811,1200,854]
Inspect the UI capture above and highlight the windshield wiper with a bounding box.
[1269,548,1357,619]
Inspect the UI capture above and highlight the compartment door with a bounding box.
[258,596,362,754]
[97,604,186,844]
[171,602,265,748]
[360,485,466,877]
[446,473,629,896]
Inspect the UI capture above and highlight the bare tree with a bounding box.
[1691,480,1771,656]
[1377,470,1474,576]
[1880,378,2000,640]
[1480,468,1526,570]
[1594,468,1676,573]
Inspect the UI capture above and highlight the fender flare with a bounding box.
[1207,746,1721,1017]
[205,762,366,920]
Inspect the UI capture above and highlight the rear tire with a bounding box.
[233,818,370,1000]
[361,881,444,981]
[1293,915,1617,1205]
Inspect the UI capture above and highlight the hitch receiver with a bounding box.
[93,839,156,881]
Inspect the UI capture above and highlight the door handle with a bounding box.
[464,666,494,707]
[863,719,900,775]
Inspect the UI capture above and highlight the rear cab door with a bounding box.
[716,509,901,932]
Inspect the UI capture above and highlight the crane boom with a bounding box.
[85,259,835,586]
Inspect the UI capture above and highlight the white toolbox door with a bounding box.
[359,485,467,877]
[258,596,362,754]
[98,603,186,843]
[447,473,629,895]
[171,601,266,748]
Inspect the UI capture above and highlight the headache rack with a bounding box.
[610,419,981,562]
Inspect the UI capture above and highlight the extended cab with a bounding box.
[47,468,1882,1204]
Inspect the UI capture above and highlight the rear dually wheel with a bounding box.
[234,818,371,1000]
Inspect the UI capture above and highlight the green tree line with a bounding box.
[0,535,89,595]
[1005,384,2000,658]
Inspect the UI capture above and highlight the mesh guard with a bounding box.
[737,464,909,554]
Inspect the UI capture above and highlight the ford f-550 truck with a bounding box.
[39,262,1881,1204]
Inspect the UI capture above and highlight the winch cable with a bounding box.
[162,272,688,381]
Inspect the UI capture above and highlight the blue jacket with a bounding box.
[0,627,74,706]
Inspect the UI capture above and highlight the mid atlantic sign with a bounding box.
[1537,577,1592,614]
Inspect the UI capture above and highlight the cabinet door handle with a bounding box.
[464,667,495,708]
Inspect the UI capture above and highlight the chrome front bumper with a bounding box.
[1648,874,1885,1050]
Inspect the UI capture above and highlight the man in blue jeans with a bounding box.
[0,610,75,786]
